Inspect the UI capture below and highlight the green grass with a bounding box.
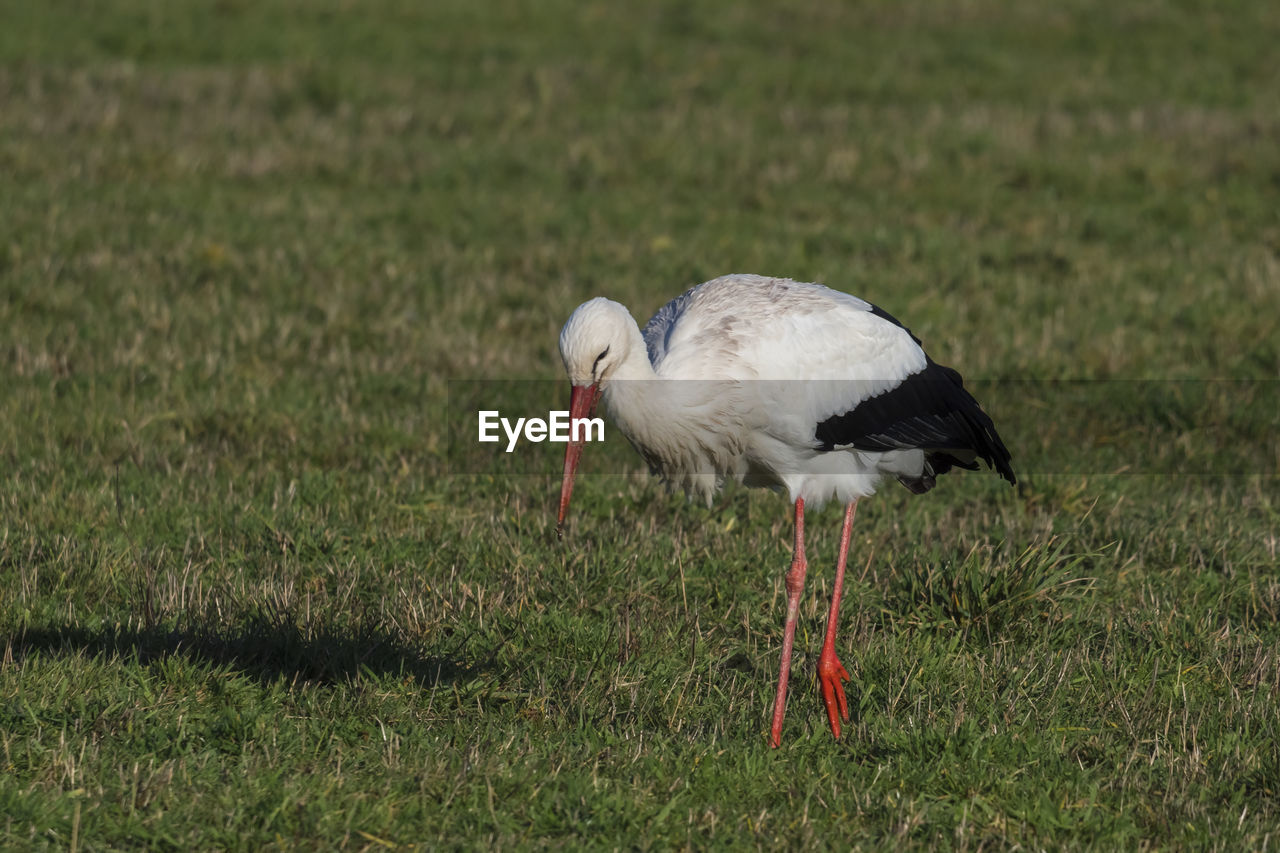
[2,0,1279,848]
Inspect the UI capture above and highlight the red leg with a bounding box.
[818,500,857,739]
[769,498,808,748]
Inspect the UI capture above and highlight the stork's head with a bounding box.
[555,297,634,539]
[558,297,633,387]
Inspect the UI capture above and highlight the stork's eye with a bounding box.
[592,347,610,375]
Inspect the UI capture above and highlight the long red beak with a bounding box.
[556,382,602,539]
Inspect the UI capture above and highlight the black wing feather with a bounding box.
[815,305,1016,492]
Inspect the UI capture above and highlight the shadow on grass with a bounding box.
[9,617,482,688]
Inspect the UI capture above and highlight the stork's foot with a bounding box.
[817,647,850,739]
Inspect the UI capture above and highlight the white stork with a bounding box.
[555,274,1015,747]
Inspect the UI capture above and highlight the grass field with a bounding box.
[3,0,1279,848]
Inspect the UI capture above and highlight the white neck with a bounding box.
[600,317,661,451]
[612,318,655,382]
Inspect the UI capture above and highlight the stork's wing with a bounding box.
[814,356,1016,486]
[644,275,924,385]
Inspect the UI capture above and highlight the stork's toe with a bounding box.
[817,649,850,739]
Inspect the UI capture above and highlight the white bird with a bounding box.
[556,274,1015,747]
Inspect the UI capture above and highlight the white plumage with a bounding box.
[555,273,1015,747]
